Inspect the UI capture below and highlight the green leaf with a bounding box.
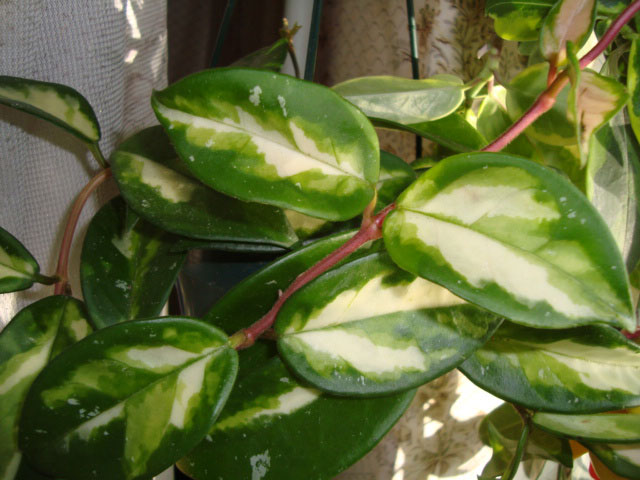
[587,443,640,478]
[0,227,41,294]
[153,68,379,221]
[19,318,237,480]
[540,0,596,65]
[170,238,289,254]
[111,126,297,246]
[0,76,100,143]
[627,38,640,146]
[178,356,414,480]
[485,0,555,41]
[80,197,186,329]
[377,150,416,207]
[477,93,535,158]
[333,75,465,125]
[533,412,640,443]
[460,322,640,413]
[276,252,502,395]
[0,296,93,480]
[481,403,573,475]
[231,38,289,72]
[373,113,487,152]
[586,112,640,272]
[383,152,635,331]
[506,63,575,146]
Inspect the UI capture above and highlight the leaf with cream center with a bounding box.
[540,0,596,65]
[0,227,42,294]
[533,411,640,443]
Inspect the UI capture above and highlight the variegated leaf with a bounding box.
[178,357,414,480]
[80,197,186,329]
[586,113,640,272]
[230,38,289,72]
[460,322,640,413]
[276,252,502,395]
[111,126,297,246]
[0,296,92,480]
[153,68,379,221]
[0,76,100,143]
[588,443,640,478]
[507,63,575,146]
[383,152,635,331]
[628,39,640,146]
[540,0,596,65]
[533,412,640,443]
[19,318,237,480]
[0,227,41,294]
[373,113,487,152]
[485,0,554,41]
[333,75,465,125]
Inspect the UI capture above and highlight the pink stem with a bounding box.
[231,203,395,349]
[54,168,113,295]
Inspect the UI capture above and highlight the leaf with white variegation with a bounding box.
[460,322,640,413]
[153,68,379,221]
[19,318,237,480]
[0,296,93,480]
[540,0,596,65]
[533,411,640,443]
[0,76,100,143]
[111,126,297,246]
[231,38,288,72]
[588,443,640,478]
[0,227,43,294]
[485,0,554,41]
[80,197,186,329]
[276,252,502,395]
[333,75,465,125]
[586,112,640,272]
[383,152,635,331]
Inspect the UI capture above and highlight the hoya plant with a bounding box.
[2,0,640,478]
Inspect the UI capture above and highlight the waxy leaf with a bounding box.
[153,68,379,221]
[533,412,640,443]
[333,75,465,125]
[0,227,41,294]
[276,252,502,395]
[19,318,237,480]
[477,93,535,158]
[111,126,297,246]
[507,63,575,146]
[628,39,640,146]
[179,357,414,480]
[377,150,416,207]
[383,152,635,331]
[80,197,186,329]
[586,114,640,272]
[0,296,92,480]
[170,238,288,255]
[0,76,100,143]
[540,0,596,65]
[588,443,640,478]
[373,113,487,152]
[480,403,572,479]
[231,38,289,72]
[460,322,640,413]
[485,0,554,41]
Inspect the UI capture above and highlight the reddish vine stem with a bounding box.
[53,168,113,296]
[230,203,396,350]
[484,0,640,152]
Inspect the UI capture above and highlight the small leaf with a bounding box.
[533,412,640,443]
[276,252,502,395]
[628,39,640,145]
[153,68,379,221]
[231,38,289,72]
[373,113,487,152]
[80,197,186,329]
[19,317,237,480]
[0,76,100,143]
[540,0,597,65]
[460,322,640,413]
[588,443,640,478]
[586,112,640,272]
[377,150,416,207]
[485,0,554,41]
[178,356,414,480]
[0,227,41,294]
[333,75,465,124]
[111,126,297,246]
[0,296,93,480]
[383,152,635,331]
